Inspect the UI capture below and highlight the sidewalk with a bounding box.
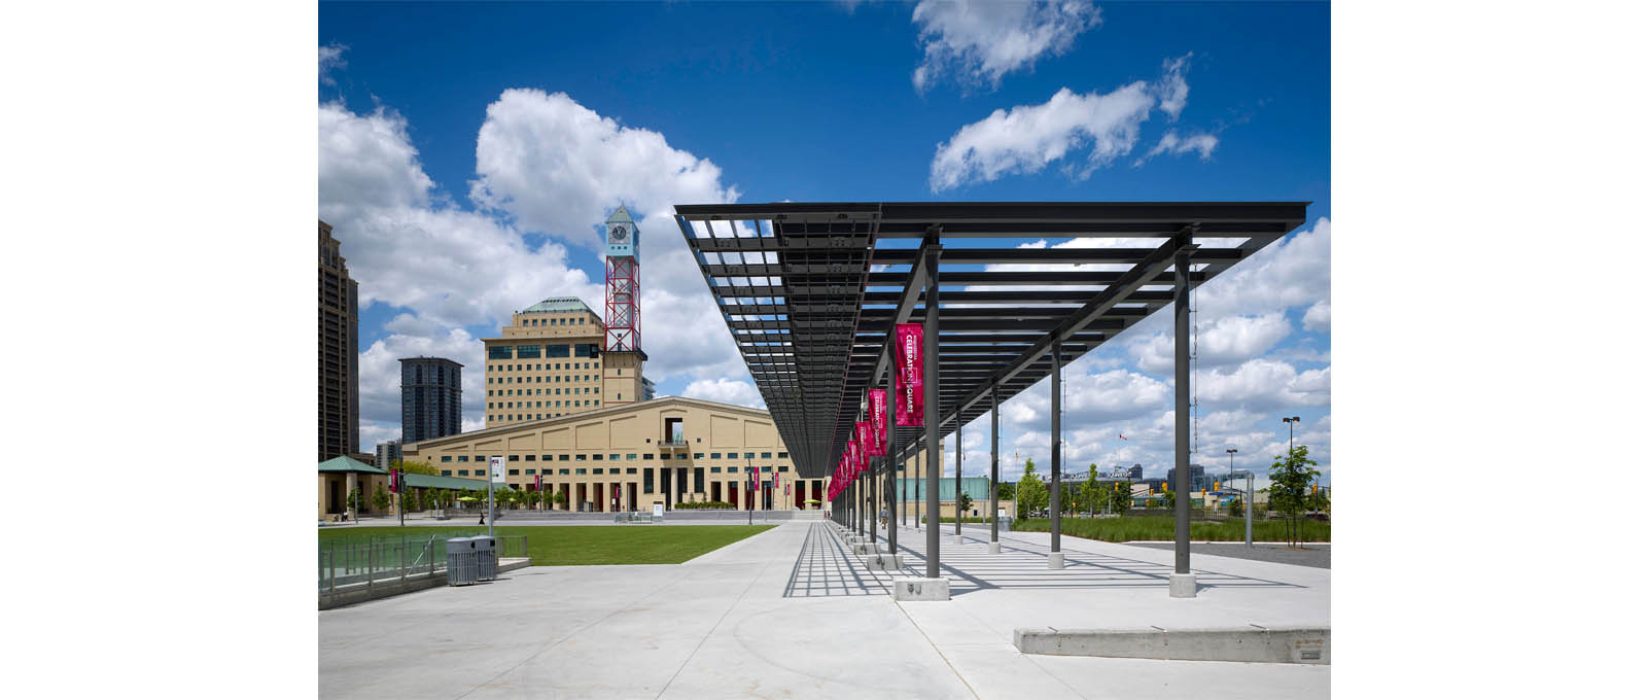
[320,520,1328,699]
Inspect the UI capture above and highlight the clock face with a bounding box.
[610,224,630,243]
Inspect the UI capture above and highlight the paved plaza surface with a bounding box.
[321,519,1329,699]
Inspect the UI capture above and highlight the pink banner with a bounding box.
[895,322,924,426]
[856,422,874,464]
[867,389,888,456]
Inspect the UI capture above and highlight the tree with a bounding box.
[1018,459,1048,517]
[392,459,440,476]
[1268,444,1321,547]
[552,490,567,509]
[1229,494,1244,518]
[996,481,1016,502]
[1161,486,1175,511]
[1106,480,1133,516]
[958,492,974,517]
[372,483,392,514]
[346,487,364,519]
[1080,464,1100,516]
[403,489,421,513]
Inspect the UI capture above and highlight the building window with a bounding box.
[441,470,452,476]
[778,452,788,459]
[508,469,519,476]
[575,468,587,475]
[526,469,537,475]
[711,452,722,459]
[644,470,654,493]
[517,344,541,359]
[525,454,536,462]
[559,455,570,461]
[694,453,704,459]
[660,453,671,461]
[594,468,604,475]
[576,455,587,461]
[761,452,772,459]
[711,467,722,474]
[458,470,469,476]
[559,468,569,475]
[779,466,789,472]
[441,456,452,463]
[608,454,619,461]
[625,453,637,460]
[592,454,604,461]
[458,455,469,462]
[644,454,655,460]
[508,454,520,462]
[626,468,637,475]
[488,346,512,360]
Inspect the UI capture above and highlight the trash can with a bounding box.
[446,537,478,586]
[1000,516,1013,533]
[473,536,498,581]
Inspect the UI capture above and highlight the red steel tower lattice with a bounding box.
[603,206,641,352]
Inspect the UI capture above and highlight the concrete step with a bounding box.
[1014,626,1330,664]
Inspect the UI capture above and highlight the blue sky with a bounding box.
[319,1,1331,485]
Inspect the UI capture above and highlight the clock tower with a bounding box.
[601,205,646,406]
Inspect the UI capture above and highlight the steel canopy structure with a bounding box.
[676,201,1307,475]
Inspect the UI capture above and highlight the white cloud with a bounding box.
[356,326,488,445]
[1303,300,1331,333]
[319,44,346,85]
[911,0,1102,92]
[929,53,1197,191]
[682,378,767,409]
[465,88,747,382]
[1138,130,1218,164]
[1194,217,1332,319]
[322,89,756,448]
[1197,359,1331,410]
[1131,312,1292,373]
[1155,53,1190,119]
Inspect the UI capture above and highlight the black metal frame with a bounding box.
[676,202,1308,480]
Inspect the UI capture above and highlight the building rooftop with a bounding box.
[317,455,386,474]
[522,297,596,315]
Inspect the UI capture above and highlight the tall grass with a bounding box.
[1011,515,1329,543]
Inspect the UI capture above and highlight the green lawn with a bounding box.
[318,525,776,566]
[1009,515,1329,543]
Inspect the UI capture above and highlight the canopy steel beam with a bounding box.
[676,202,1307,478]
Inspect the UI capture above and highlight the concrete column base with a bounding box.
[988,542,1001,554]
[1047,552,1064,569]
[1169,573,1199,598]
[954,535,966,545]
[864,553,904,570]
[892,576,950,601]
[852,543,881,555]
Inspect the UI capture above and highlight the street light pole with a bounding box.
[1283,416,1301,455]
[1226,448,1237,515]
[746,455,753,526]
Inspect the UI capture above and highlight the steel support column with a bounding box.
[1173,247,1193,576]
[990,386,1000,547]
[886,359,897,553]
[955,422,963,540]
[1050,343,1062,554]
[923,243,942,579]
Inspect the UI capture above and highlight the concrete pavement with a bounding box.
[321,520,1328,699]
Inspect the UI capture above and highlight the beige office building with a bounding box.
[482,297,649,430]
[403,396,827,513]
